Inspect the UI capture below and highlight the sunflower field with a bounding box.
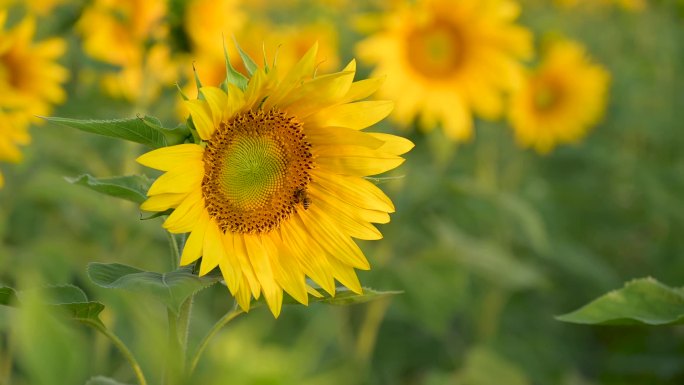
[1,0,683,384]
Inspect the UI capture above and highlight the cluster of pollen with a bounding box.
[202,108,314,234]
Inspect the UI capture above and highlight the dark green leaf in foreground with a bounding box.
[88,263,222,314]
[66,174,152,204]
[557,277,684,326]
[0,286,18,305]
[85,376,131,385]
[0,285,105,328]
[45,115,190,148]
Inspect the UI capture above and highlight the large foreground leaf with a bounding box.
[66,174,151,204]
[45,116,189,148]
[0,285,105,328]
[557,277,684,326]
[88,263,222,314]
[290,287,402,306]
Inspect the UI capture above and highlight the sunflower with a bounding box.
[0,12,68,117]
[0,12,67,187]
[77,0,169,102]
[508,40,610,154]
[356,0,532,141]
[139,44,412,317]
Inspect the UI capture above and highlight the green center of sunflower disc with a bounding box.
[202,109,313,234]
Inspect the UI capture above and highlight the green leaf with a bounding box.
[0,286,18,305]
[1,285,106,328]
[85,376,131,385]
[66,174,151,204]
[556,277,684,326]
[87,263,222,314]
[234,38,258,75]
[282,287,402,306]
[434,222,547,291]
[45,116,189,148]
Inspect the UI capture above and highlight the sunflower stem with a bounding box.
[163,309,184,385]
[84,321,148,385]
[188,305,244,375]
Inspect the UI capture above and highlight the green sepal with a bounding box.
[45,115,190,148]
[221,39,248,91]
[140,209,173,220]
[66,174,151,204]
[233,37,258,75]
[557,277,684,326]
[278,286,402,306]
[87,263,222,315]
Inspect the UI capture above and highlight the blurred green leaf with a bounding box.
[557,277,684,326]
[435,222,547,290]
[458,346,530,385]
[44,116,189,148]
[1,285,106,328]
[66,174,151,204]
[85,376,131,385]
[88,263,222,314]
[0,286,18,305]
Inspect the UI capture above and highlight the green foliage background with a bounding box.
[1,1,683,384]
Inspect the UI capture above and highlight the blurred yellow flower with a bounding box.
[0,12,68,116]
[508,40,610,154]
[0,0,66,15]
[77,0,171,103]
[0,12,67,187]
[0,111,30,188]
[184,0,245,56]
[138,44,412,317]
[357,0,532,141]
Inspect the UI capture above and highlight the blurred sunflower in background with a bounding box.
[508,39,610,154]
[0,11,67,187]
[357,0,532,141]
[139,44,412,317]
[77,0,175,105]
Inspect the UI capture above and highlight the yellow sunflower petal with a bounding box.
[280,219,336,295]
[200,86,229,126]
[369,133,415,155]
[162,189,204,233]
[147,164,203,195]
[230,233,262,299]
[199,220,224,276]
[136,144,204,171]
[140,192,187,212]
[310,101,394,130]
[264,235,309,305]
[185,99,215,140]
[243,234,282,317]
[314,145,405,177]
[328,256,363,294]
[179,212,210,266]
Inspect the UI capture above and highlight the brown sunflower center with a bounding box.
[202,108,313,234]
[406,20,465,79]
[0,49,27,90]
[532,77,565,112]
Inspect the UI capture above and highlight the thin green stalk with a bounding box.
[163,309,183,385]
[84,321,148,385]
[188,306,244,375]
[166,232,182,270]
[177,296,194,358]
